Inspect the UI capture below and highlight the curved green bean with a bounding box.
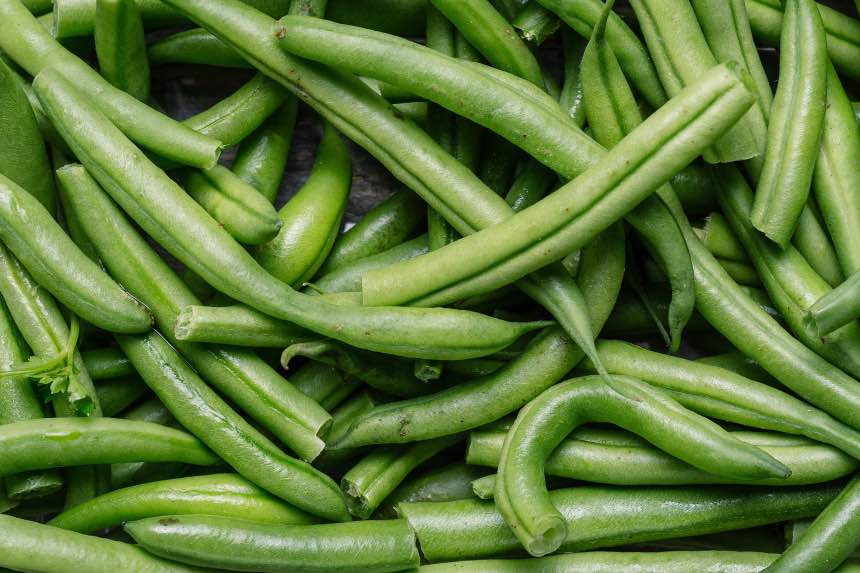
[49,473,316,533]
[94,0,150,102]
[185,165,282,246]
[255,121,350,285]
[495,375,789,556]
[0,0,222,169]
[232,98,298,203]
[399,483,841,562]
[126,515,420,573]
[750,0,827,246]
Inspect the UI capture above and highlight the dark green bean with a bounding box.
[290,361,359,412]
[49,473,316,533]
[313,390,377,472]
[94,0,150,102]
[0,0,222,169]
[21,0,52,14]
[558,28,586,127]
[95,376,148,417]
[81,347,134,381]
[511,2,560,45]
[232,98,298,203]
[326,0,428,36]
[110,398,182,489]
[764,474,860,573]
[478,136,519,196]
[398,483,841,562]
[0,513,210,573]
[148,28,250,68]
[374,463,485,519]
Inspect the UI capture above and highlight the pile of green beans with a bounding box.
[1,0,860,571]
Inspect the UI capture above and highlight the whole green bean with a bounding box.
[0,417,217,476]
[750,0,827,245]
[342,435,460,519]
[495,375,789,556]
[812,63,860,276]
[0,172,151,334]
[127,515,420,572]
[232,98,298,203]
[37,68,547,362]
[590,339,860,458]
[49,473,316,533]
[470,429,857,486]
[59,164,331,461]
[745,0,860,80]
[318,190,425,275]
[118,330,349,522]
[0,513,210,573]
[399,483,841,562]
[95,376,148,417]
[374,463,485,519]
[255,121,350,286]
[81,347,134,381]
[0,59,54,212]
[764,474,860,573]
[185,165,282,246]
[0,0,222,169]
[361,63,755,307]
[148,28,250,68]
[94,0,150,102]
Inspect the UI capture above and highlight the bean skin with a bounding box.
[48,473,316,533]
[125,515,421,573]
[148,28,251,68]
[697,212,749,262]
[94,0,150,102]
[0,513,212,573]
[0,171,152,334]
[495,375,789,556]
[806,270,860,337]
[81,347,134,381]
[95,376,149,417]
[291,361,359,412]
[174,303,315,348]
[373,463,486,519]
[398,483,841,562]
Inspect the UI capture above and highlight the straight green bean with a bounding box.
[94,0,150,102]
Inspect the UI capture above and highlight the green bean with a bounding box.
[0,60,55,213]
[314,235,429,295]
[0,0,222,169]
[95,376,148,417]
[0,417,217,476]
[81,347,134,381]
[0,513,210,573]
[374,463,485,520]
[118,330,350,522]
[533,0,665,108]
[697,212,749,261]
[765,475,860,573]
[291,361,359,412]
[696,351,776,385]
[282,340,432,398]
[288,0,326,17]
[49,473,316,533]
[342,435,460,518]
[38,69,547,362]
[0,172,151,334]
[806,270,860,336]
[126,515,420,573]
[559,28,586,127]
[399,483,840,562]
[326,0,427,36]
[750,0,827,245]
[181,72,287,149]
[21,0,53,14]
[361,63,755,307]
[319,191,425,275]
[185,165,282,246]
[590,339,860,457]
[786,520,860,560]
[0,298,62,501]
[470,429,857,487]
[745,0,860,80]
[148,28,250,68]
[110,398,182,489]
[511,2,560,45]
[173,304,314,348]
[495,375,789,556]
[717,165,860,380]
[59,164,331,461]
[812,63,860,276]
[255,122,350,285]
[94,0,150,102]
[717,259,761,287]
[430,0,544,87]
[232,98,298,203]
[580,5,693,352]
[313,390,377,472]
[478,136,519,196]
[503,161,557,213]
[794,205,845,288]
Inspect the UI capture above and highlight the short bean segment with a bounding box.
[48,473,317,533]
[468,429,857,486]
[0,513,210,573]
[37,66,548,362]
[94,0,150,102]
[806,270,860,337]
[750,0,827,246]
[0,0,222,169]
[764,474,860,573]
[125,515,420,573]
[398,483,841,562]
[495,375,790,556]
[59,163,331,461]
[588,339,860,459]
